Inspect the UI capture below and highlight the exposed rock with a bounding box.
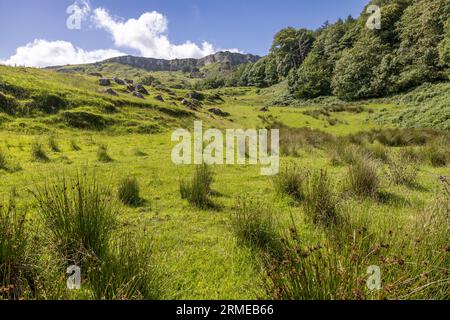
[103,88,118,96]
[124,79,134,84]
[126,84,135,92]
[260,106,269,112]
[208,108,230,117]
[132,91,145,99]
[154,95,164,102]
[99,78,111,86]
[187,91,204,101]
[113,77,125,85]
[135,83,149,95]
[102,52,261,72]
[181,99,201,110]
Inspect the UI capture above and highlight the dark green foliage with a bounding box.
[0,91,18,115]
[30,93,68,114]
[61,111,109,130]
[117,176,141,206]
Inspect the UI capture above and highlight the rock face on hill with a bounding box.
[102,51,261,72]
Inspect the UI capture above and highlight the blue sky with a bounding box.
[0,0,368,67]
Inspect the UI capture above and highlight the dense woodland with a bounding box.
[198,0,449,101]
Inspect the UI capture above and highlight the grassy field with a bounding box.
[0,65,449,300]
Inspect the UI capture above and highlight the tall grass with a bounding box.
[180,164,214,209]
[31,173,118,265]
[97,144,113,163]
[0,149,8,171]
[87,234,161,300]
[346,158,380,198]
[0,196,33,299]
[48,136,60,152]
[387,154,418,186]
[70,139,81,151]
[303,170,340,226]
[117,176,141,206]
[231,198,282,259]
[273,163,305,202]
[31,141,49,162]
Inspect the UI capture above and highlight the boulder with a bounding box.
[124,79,134,84]
[99,78,111,86]
[126,84,135,92]
[103,88,118,96]
[208,108,230,117]
[154,95,164,102]
[181,98,201,110]
[113,77,125,85]
[132,91,145,99]
[186,90,204,101]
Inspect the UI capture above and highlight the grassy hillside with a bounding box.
[0,65,449,300]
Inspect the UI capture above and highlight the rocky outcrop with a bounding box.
[113,77,125,85]
[208,108,230,117]
[102,51,261,72]
[103,88,118,96]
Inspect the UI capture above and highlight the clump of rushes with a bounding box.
[303,170,340,226]
[31,172,118,265]
[70,139,81,151]
[97,144,113,162]
[31,141,49,162]
[232,198,282,259]
[346,157,380,198]
[273,162,305,202]
[117,176,141,206]
[427,145,448,167]
[387,154,418,186]
[363,142,389,163]
[180,164,214,209]
[0,195,33,299]
[48,136,60,152]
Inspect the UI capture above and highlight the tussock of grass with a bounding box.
[31,141,49,162]
[346,158,380,198]
[0,195,33,299]
[232,198,282,259]
[303,170,340,226]
[387,154,418,186]
[273,163,305,202]
[180,164,215,209]
[70,139,81,151]
[117,176,141,206]
[427,145,448,167]
[97,144,113,163]
[48,136,60,152]
[31,173,118,265]
[87,234,161,300]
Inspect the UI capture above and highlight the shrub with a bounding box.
[346,158,380,198]
[117,176,141,206]
[31,141,49,162]
[0,92,18,115]
[31,93,68,114]
[31,173,118,264]
[303,170,339,226]
[273,163,305,201]
[48,136,60,152]
[97,145,113,162]
[387,155,418,186]
[0,196,33,299]
[180,164,214,209]
[232,198,282,258]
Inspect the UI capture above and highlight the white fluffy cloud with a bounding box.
[0,39,124,68]
[92,8,240,59]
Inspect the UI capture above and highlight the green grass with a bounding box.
[0,65,449,300]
